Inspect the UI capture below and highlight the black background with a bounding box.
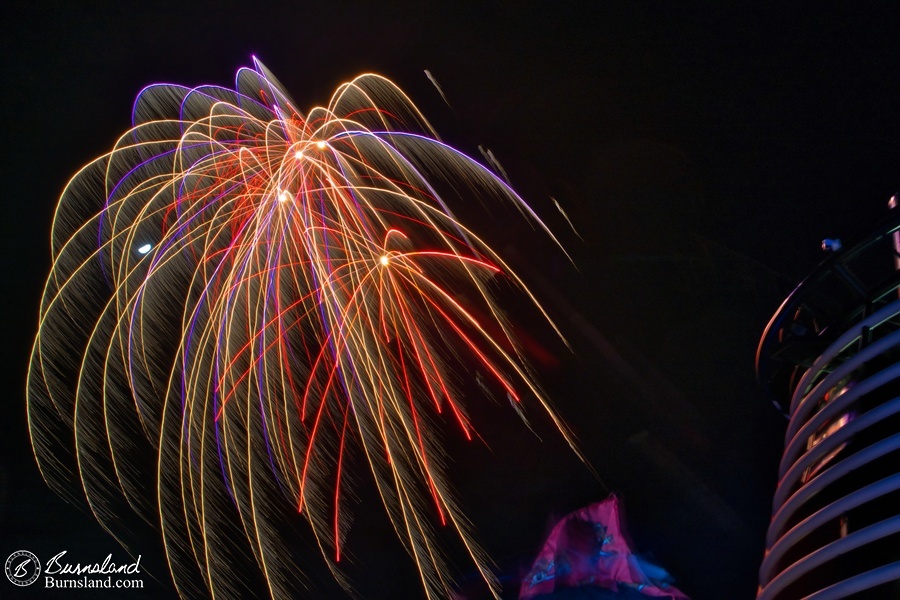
[2,2,899,599]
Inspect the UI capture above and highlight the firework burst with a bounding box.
[28,59,580,599]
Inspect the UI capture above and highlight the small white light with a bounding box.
[379,255,389,266]
[137,243,152,255]
[316,141,327,150]
[294,150,304,160]
[278,191,291,203]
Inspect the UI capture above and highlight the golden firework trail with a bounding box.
[27,58,580,599]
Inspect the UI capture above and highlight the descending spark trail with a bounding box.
[424,69,453,109]
[27,59,581,599]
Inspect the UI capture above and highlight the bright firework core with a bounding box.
[27,58,579,600]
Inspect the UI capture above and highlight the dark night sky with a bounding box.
[2,2,899,599]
